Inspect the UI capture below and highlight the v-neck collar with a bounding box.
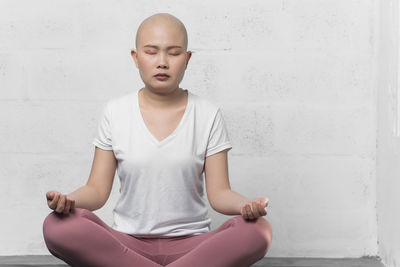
[135,88,192,147]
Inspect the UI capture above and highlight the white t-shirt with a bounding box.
[92,89,233,238]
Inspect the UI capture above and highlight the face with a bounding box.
[131,23,192,94]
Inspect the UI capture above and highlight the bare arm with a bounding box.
[67,185,104,211]
[204,149,250,215]
[67,147,117,211]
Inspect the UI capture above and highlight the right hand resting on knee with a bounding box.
[46,191,75,214]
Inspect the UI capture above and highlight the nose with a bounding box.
[157,52,168,69]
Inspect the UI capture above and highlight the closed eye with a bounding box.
[144,50,181,56]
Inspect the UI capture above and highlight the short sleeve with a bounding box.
[205,108,233,157]
[92,102,113,150]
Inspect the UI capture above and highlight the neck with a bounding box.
[139,87,187,109]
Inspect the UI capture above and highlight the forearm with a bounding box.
[67,185,104,212]
[211,189,251,216]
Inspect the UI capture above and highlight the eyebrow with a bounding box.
[143,45,183,49]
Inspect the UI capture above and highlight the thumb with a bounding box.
[262,197,269,207]
[46,191,54,200]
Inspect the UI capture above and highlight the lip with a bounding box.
[154,73,170,77]
[155,76,169,81]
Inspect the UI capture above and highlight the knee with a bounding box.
[42,208,89,250]
[255,216,272,253]
[43,211,64,250]
[235,215,273,255]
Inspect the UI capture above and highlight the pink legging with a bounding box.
[42,208,272,267]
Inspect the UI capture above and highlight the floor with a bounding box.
[0,255,386,267]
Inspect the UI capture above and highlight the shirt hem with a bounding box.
[205,142,232,158]
[92,140,113,151]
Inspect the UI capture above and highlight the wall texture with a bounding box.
[377,0,400,266]
[0,0,379,258]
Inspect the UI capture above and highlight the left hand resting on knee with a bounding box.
[240,197,269,220]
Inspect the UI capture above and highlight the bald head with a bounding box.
[135,13,188,51]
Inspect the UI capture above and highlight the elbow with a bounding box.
[208,194,223,213]
[209,201,217,212]
[87,185,108,211]
[96,195,108,210]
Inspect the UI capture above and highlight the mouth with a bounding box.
[154,73,170,80]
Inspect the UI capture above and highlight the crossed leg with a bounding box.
[163,215,272,267]
[42,208,161,267]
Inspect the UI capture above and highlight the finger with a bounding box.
[249,203,257,219]
[241,206,248,220]
[246,204,254,220]
[54,194,63,213]
[46,191,54,201]
[248,204,255,219]
[49,192,56,206]
[243,205,249,220]
[50,193,60,210]
[61,195,68,213]
[252,201,261,218]
[260,201,267,216]
[64,198,71,214]
[56,195,66,213]
[257,201,265,216]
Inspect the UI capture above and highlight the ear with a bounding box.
[131,49,139,68]
[185,51,192,69]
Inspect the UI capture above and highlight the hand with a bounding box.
[46,191,75,214]
[240,197,269,220]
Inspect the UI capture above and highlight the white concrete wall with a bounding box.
[0,0,379,258]
[377,0,400,266]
